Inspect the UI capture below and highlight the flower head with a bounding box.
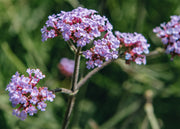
[83,31,120,69]
[41,7,113,47]
[115,31,150,65]
[153,15,180,59]
[58,58,75,77]
[6,69,55,120]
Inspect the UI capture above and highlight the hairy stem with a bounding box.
[61,47,81,129]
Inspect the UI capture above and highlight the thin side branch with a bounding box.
[67,40,77,53]
[147,48,164,57]
[52,88,78,95]
[76,59,113,90]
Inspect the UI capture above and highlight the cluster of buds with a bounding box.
[6,69,55,120]
[58,58,75,77]
[41,7,113,47]
[153,15,180,59]
[115,31,150,65]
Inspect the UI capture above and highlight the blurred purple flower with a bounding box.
[58,58,75,77]
[6,68,55,120]
[153,15,180,59]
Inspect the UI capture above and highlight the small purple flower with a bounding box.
[47,29,56,38]
[10,92,21,107]
[94,59,103,67]
[12,109,20,117]
[30,96,38,105]
[27,106,37,116]
[135,56,146,65]
[13,109,28,120]
[86,60,95,69]
[115,31,150,65]
[41,26,48,42]
[19,110,27,120]
[20,96,27,105]
[47,92,56,102]
[37,102,47,111]
[6,68,55,120]
[153,15,180,59]
[31,87,39,97]
[46,14,57,27]
[83,50,92,59]
[77,38,87,47]
[125,53,132,60]
[40,87,48,97]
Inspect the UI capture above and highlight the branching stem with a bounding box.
[60,46,162,129]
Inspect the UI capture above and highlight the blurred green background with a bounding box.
[1,0,180,129]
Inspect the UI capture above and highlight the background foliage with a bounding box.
[0,0,180,129]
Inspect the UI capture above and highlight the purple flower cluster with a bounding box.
[41,7,113,47]
[6,68,55,120]
[115,31,150,65]
[153,15,180,59]
[83,32,120,69]
[58,58,75,77]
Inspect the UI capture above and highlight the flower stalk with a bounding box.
[61,47,81,129]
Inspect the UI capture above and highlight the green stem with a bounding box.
[61,96,76,129]
[144,90,160,129]
[145,103,160,129]
[71,47,81,91]
[61,47,81,129]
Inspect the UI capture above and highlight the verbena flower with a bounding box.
[58,58,75,77]
[6,68,55,120]
[83,31,120,69]
[41,7,119,69]
[115,31,150,65]
[41,7,113,47]
[153,15,180,59]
